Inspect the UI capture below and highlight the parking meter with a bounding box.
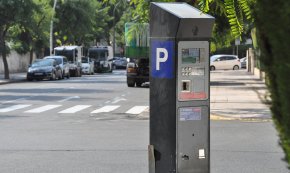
[149,3,214,173]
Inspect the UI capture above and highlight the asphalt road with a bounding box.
[0,70,149,173]
[0,69,288,173]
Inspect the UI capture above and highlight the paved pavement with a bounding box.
[0,72,26,85]
[210,70,271,120]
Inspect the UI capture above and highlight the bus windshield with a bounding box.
[88,49,108,61]
[55,50,74,62]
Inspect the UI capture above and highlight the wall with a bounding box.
[0,51,36,73]
[247,48,265,81]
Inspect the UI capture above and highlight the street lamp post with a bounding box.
[113,1,121,58]
[50,0,58,55]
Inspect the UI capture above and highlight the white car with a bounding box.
[210,55,241,71]
[81,57,94,75]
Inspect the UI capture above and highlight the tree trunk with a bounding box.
[29,48,34,64]
[0,34,9,79]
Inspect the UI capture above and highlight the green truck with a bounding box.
[125,23,150,87]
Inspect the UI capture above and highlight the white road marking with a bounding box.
[1,98,26,104]
[91,105,120,114]
[111,98,127,104]
[58,96,80,103]
[59,105,91,114]
[25,105,61,113]
[125,106,149,114]
[0,104,31,113]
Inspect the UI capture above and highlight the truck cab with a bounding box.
[125,22,149,87]
[126,58,149,87]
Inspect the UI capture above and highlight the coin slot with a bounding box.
[182,80,190,92]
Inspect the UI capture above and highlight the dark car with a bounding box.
[126,58,149,87]
[27,59,62,81]
[44,56,70,79]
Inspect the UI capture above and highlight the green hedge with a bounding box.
[256,0,290,167]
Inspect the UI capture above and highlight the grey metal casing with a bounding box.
[150,2,214,173]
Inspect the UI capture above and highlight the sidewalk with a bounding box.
[211,70,271,120]
[210,70,289,173]
[0,72,26,85]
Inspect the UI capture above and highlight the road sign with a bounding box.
[151,40,174,79]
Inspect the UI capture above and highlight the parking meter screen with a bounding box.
[182,48,199,64]
[182,48,200,64]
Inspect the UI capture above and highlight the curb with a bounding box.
[210,114,272,122]
[0,79,26,85]
[136,110,272,122]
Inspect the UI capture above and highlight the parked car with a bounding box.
[44,56,70,79]
[81,57,94,75]
[27,59,62,81]
[112,57,127,69]
[210,55,241,71]
[240,57,247,69]
[69,61,82,77]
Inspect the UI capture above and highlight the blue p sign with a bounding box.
[151,40,174,79]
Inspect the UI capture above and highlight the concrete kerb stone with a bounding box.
[0,73,27,85]
[137,111,273,122]
[0,78,26,85]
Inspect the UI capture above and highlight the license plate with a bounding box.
[34,73,43,75]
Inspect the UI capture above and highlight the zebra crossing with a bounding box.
[0,104,31,113]
[0,104,149,115]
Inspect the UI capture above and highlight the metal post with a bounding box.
[50,0,58,56]
[113,0,130,57]
[113,2,121,58]
[237,44,239,58]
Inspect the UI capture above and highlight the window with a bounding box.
[63,57,68,64]
[226,56,236,60]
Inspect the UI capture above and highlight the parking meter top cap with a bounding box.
[152,2,214,19]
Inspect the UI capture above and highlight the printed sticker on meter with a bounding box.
[179,107,202,121]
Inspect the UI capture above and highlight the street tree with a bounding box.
[102,0,132,47]
[92,1,112,46]
[11,0,52,63]
[54,0,96,46]
[0,0,38,79]
[129,0,175,22]
[199,0,254,38]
